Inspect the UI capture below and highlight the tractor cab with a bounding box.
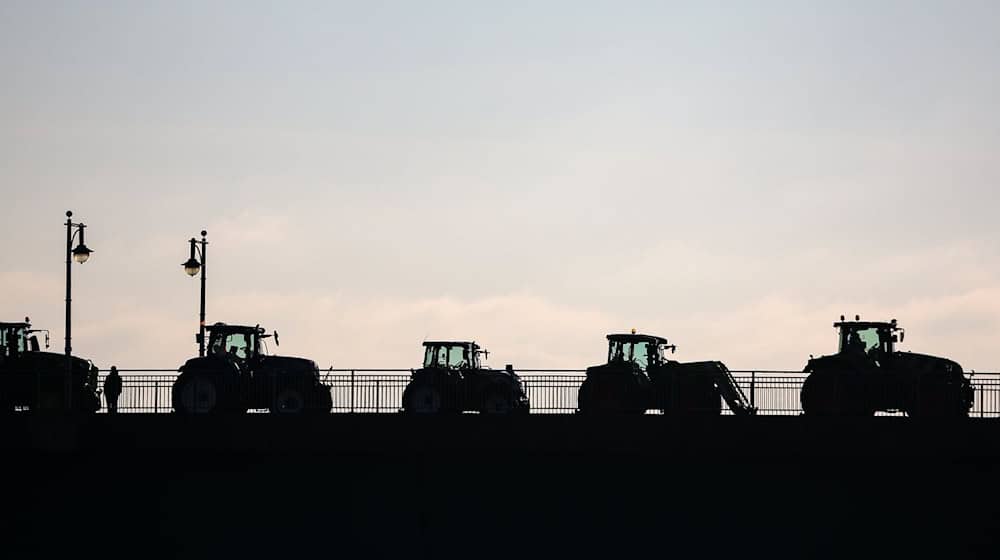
[803,316,970,416]
[205,323,278,363]
[0,317,98,413]
[173,322,329,415]
[404,340,527,414]
[834,316,904,363]
[1,318,49,360]
[422,341,485,371]
[605,333,676,373]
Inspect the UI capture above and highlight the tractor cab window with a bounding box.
[608,340,653,372]
[652,344,668,365]
[423,346,438,368]
[423,345,472,369]
[609,341,624,363]
[211,332,253,360]
[840,327,887,359]
[1,327,26,358]
[448,346,470,368]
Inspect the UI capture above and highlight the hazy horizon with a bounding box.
[3,1,999,371]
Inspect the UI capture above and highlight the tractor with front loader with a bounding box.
[577,331,755,416]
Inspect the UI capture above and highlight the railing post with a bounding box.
[750,371,756,410]
[154,380,159,413]
[980,385,984,418]
[375,379,381,413]
[350,370,355,414]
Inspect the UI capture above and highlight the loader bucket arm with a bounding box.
[712,362,757,416]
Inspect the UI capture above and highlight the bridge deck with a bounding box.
[5,416,1000,558]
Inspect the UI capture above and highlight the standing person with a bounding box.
[104,366,122,414]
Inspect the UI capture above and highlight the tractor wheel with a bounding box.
[403,383,444,414]
[579,379,642,414]
[78,392,101,414]
[36,390,64,413]
[173,376,221,414]
[307,387,332,414]
[909,385,970,418]
[270,387,307,414]
[801,372,871,416]
[479,387,515,415]
[0,393,13,415]
[593,386,624,413]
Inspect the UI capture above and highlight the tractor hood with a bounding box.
[179,355,241,374]
[892,351,964,375]
[586,361,643,377]
[180,354,318,374]
[8,350,96,375]
[804,353,841,372]
[805,351,964,377]
[261,355,320,374]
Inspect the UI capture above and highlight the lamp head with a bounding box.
[72,243,92,264]
[182,257,201,276]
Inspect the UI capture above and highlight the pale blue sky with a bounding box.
[2,1,999,369]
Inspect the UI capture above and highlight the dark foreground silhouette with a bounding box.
[4,414,999,559]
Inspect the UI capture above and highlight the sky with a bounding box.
[2,1,999,371]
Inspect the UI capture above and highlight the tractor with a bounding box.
[577,331,756,416]
[0,317,101,413]
[401,341,530,414]
[171,322,332,415]
[800,316,973,417]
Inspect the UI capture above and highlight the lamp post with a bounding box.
[182,230,208,357]
[65,210,93,407]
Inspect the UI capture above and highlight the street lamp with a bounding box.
[65,210,93,407]
[182,230,208,357]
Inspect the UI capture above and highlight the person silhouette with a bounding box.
[104,366,122,414]
[846,331,865,354]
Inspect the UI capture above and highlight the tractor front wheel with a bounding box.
[403,383,445,414]
[270,387,307,414]
[479,386,516,415]
[801,371,872,417]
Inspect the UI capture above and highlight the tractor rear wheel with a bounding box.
[173,376,222,414]
[578,378,644,414]
[0,392,14,414]
[308,386,332,414]
[403,383,445,414]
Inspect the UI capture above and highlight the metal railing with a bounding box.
[79,368,1000,417]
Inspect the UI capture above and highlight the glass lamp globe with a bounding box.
[182,257,201,276]
[72,244,92,264]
